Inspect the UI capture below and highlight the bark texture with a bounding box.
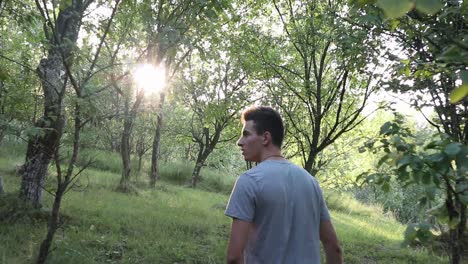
[19,1,89,208]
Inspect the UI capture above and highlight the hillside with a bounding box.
[0,146,447,263]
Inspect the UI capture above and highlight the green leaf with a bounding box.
[460,195,468,205]
[0,67,8,81]
[377,155,390,167]
[439,46,461,62]
[455,147,468,171]
[426,153,445,163]
[444,142,462,157]
[415,0,444,15]
[377,0,414,18]
[397,155,412,168]
[461,70,468,83]
[389,19,400,31]
[455,182,468,193]
[448,216,461,229]
[379,121,392,135]
[450,84,468,103]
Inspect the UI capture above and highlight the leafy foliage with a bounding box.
[359,113,467,256]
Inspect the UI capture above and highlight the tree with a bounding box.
[0,1,43,146]
[137,0,230,188]
[176,49,250,187]
[19,0,94,208]
[33,0,122,262]
[115,78,144,192]
[360,114,467,264]
[239,0,381,174]
[350,1,467,263]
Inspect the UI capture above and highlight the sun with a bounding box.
[133,63,166,94]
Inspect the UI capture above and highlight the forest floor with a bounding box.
[0,144,449,263]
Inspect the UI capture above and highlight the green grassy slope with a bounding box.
[0,147,447,263]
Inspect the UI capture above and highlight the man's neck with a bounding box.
[260,150,283,162]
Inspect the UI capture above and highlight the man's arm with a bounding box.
[320,220,343,264]
[226,218,251,264]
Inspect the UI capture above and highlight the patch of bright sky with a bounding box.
[363,37,434,128]
[78,2,113,49]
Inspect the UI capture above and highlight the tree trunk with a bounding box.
[19,2,87,208]
[137,153,143,173]
[0,128,4,147]
[118,92,143,191]
[149,92,165,188]
[191,146,209,188]
[36,187,64,264]
[191,160,204,187]
[119,118,132,190]
[304,149,318,175]
[20,120,63,208]
[0,175,4,195]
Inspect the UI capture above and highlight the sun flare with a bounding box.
[133,64,166,94]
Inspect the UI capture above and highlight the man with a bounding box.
[225,106,342,264]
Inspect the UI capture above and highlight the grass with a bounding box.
[0,143,449,263]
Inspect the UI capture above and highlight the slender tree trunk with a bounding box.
[0,175,4,194]
[119,118,132,190]
[118,93,143,191]
[0,128,4,147]
[19,2,87,208]
[37,90,85,264]
[36,187,64,264]
[191,160,204,187]
[0,79,4,146]
[137,153,143,173]
[191,146,206,188]
[304,149,318,175]
[191,125,224,187]
[149,92,165,188]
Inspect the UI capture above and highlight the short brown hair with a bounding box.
[241,106,284,148]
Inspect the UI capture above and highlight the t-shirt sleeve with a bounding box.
[318,187,331,222]
[224,174,256,222]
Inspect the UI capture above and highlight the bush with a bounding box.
[352,182,434,224]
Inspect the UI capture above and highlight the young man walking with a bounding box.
[225,106,342,264]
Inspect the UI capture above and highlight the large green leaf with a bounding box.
[460,195,468,205]
[450,85,468,103]
[439,46,461,62]
[415,0,444,15]
[377,0,413,18]
[444,142,462,157]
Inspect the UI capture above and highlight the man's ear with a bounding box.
[262,131,272,145]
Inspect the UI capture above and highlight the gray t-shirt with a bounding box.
[225,160,330,264]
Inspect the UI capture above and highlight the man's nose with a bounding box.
[237,138,243,146]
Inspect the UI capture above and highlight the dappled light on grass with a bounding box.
[333,212,404,242]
